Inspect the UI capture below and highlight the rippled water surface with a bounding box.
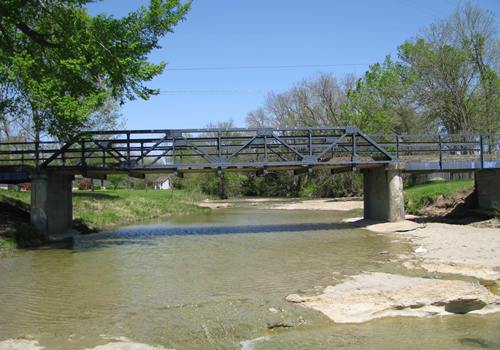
[1,206,499,349]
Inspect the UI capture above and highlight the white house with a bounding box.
[153,176,172,190]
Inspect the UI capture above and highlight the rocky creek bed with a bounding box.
[287,214,500,324]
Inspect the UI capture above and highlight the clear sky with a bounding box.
[87,0,500,130]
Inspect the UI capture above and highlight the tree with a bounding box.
[107,174,126,190]
[398,3,499,133]
[345,56,421,134]
[0,0,190,139]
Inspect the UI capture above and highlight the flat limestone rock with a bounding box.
[297,273,500,323]
[0,340,44,350]
[86,342,169,350]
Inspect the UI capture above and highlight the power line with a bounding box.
[159,89,263,95]
[165,63,372,71]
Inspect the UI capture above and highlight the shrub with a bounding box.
[78,180,92,190]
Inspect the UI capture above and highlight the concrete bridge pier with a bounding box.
[363,166,405,222]
[31,171,74,240]
[475,170,500,210]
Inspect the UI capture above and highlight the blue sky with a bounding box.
[87,0,499,130]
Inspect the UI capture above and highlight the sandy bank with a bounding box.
[399,223,500,281]
[198,197,364,211]
[271,199,363,211]
[343,216,500,282]
[343,217,423,233]
[290,272,500,323]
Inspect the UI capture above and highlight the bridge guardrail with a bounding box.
[0,128,498,173]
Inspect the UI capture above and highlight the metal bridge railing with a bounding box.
[0,128,498,173]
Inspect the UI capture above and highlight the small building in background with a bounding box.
[153,176,172,190]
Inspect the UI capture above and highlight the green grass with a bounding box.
[404,179,474,214]
[0,236,16,250]
[0,188,209,232]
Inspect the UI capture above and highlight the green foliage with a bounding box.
[345,56,421,134]
[107,174,127,190]
[491,201,500,217]
[73,189,208,230]
[404,179,474,214]
[0,0,190,137]
[0,236,16,250]
[0,188,208,232]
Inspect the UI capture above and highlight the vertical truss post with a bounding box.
[264,135,268,162]
[172,137,176,165]
[81,141,86,168]
[351,131,357,163]
[438,135,443,170]
[35,139,40,172]
[126,132,131,167]
[308,129,312,156]
[396,135,400,160]
[140,142,144,167]
[217,131,222,163]
[102,149,105,167]
[479,134,484,169]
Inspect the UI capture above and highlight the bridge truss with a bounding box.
[0,127,499,181]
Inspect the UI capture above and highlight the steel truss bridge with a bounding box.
[0,126,499,182]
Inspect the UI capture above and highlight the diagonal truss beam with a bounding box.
[227,136,257,160]
[358,132,394,160]
[316,133,348,160]
[135,133,171,164]
[94,141,127,162]
[272,135,304,159]
[40,140,76,167]
[182,136,217,163]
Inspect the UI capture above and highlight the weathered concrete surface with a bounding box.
[31,172,73,240]
[363,167,405,222]
[475,170,500,210]
[291,273,500,323]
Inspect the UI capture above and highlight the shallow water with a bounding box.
[0,206,499,349]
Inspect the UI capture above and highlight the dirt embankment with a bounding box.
[0,197,30,237]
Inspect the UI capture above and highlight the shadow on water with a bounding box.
[72,192,119,200]
[73,222,354,250]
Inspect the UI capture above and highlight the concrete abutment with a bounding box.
[363,166,405,222]
[31,171,74,240]
[475,170,500,210]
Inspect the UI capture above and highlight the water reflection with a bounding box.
[0,208,499,350]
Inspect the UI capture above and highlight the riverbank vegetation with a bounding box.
[404,179,474,214]
[0,189,208,248]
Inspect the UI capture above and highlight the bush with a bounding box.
[78,180,92,190]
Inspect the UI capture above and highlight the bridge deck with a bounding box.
[0,127,498,181]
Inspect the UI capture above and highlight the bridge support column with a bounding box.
[475,170,500,210]
[31,172,74,240]
[363,166,405,222]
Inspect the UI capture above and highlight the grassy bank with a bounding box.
[0,188,209,236]
[404,179,474,214]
